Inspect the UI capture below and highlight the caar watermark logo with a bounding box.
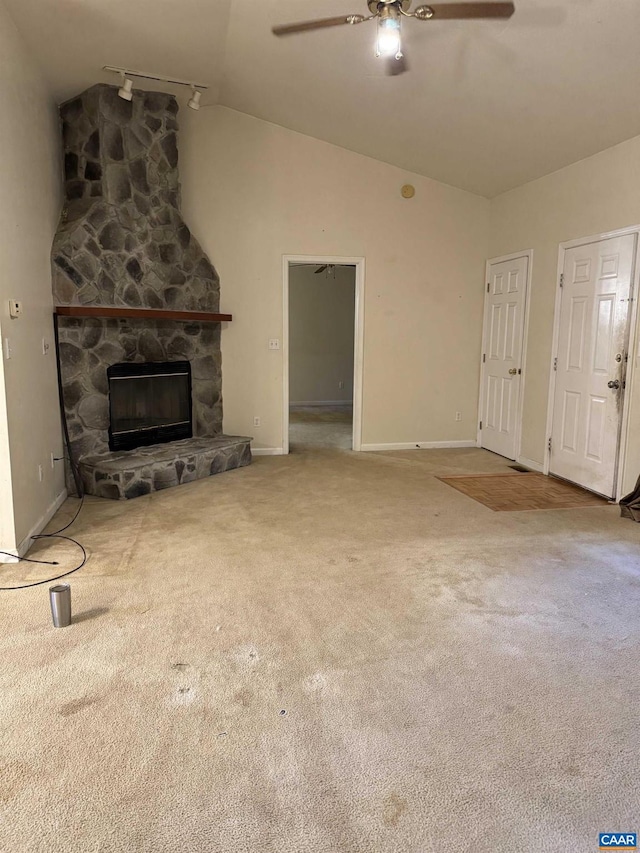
[599,833,637,850]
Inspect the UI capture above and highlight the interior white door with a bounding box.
[550,234,636,498]
[480,255,528,459]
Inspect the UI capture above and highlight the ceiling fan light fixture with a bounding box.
[376,6,402,58]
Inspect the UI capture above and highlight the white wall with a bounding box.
[490,133,640,494]
[289,265,355,406]
[180,106,489,452]
[0,0,64,553]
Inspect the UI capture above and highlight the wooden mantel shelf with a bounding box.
[54,306,232,323]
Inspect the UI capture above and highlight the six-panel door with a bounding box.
[550,234,635,498]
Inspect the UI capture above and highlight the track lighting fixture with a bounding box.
[187,89,202,111]
[105,66,208,111]
[118,74,133,101]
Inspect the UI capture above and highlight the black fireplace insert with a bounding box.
[107,361,192,451]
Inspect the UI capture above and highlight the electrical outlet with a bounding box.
[42,338,50,356]
[268,339,280,350]
[38,464,43,483]
[8,300,22,319]
[4,338,11,360]
[253,416,261,427]
[455,412,462,422]
[338,380,344,389]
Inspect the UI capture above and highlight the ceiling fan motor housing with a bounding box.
[368,0,412,13]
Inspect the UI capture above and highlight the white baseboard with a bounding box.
[251,447,285,456]
[516,455,544,473]
[360,440,477,452]
[2,489,69,562]
[290,400,352,408]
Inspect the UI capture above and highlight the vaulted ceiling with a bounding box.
[6,0,640,196]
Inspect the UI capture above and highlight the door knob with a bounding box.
[508,368,517,375]
[607,379,620,390]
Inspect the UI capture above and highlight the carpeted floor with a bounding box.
[289,405,353,451]
[0,445,639,852]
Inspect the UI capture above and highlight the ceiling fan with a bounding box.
[295,263,336,275]
[272,1,515,61]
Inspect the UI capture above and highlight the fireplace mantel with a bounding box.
[54,306,232,323]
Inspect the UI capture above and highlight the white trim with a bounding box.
[2,488,69,562]
[360,440,477,452]
[478,250,533,460]
[516,455,544,473]
[546,224,640,501]
[290,400,353,408]
[251,447,285,456]
[282,255,365,455]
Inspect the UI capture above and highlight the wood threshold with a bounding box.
[54,306,232,323]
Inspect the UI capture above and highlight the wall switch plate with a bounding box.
[268,339,280,350]
[4,339,11,360]
[50,452,55,469]
[38,464,43,482]
[42,338,50,356]
[253,416,261,427]
[338,380,344,389]
[8,300,22,319]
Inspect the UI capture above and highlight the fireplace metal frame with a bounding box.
[107,360,193,452]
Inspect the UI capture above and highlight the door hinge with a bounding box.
[479,421,483,430]
[548,437,552,452]
[487,282,490,293]
[559,273,564,288]
[553,357,558,371]
[482,353,486,363]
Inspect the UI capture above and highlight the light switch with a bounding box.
[8,300,22,319]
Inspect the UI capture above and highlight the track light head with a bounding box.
[187,89,201,111]
[118,75,133,101]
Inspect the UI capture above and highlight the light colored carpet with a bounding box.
[0,446,639,852]
[290,405,353,451]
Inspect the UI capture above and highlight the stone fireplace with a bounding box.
[52,84,250,499]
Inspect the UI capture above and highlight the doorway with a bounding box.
[283,256,365,454]
[479,251,532,461]
[547,230,638,499]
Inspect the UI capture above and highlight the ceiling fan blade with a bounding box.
[272,15,365,36]
[416,2,515,20]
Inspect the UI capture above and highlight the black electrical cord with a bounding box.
[0,536,87,590]
[0,313,88,590]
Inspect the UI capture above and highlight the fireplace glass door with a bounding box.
[107,361,192,451]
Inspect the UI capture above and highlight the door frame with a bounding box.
[544,225,640,501]
[477,250,534,464]
[282,255,365,455]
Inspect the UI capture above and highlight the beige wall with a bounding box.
[180,106,489,451]
[490,134,640,493]
[289,265,355,405]
[0,0,64,552]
